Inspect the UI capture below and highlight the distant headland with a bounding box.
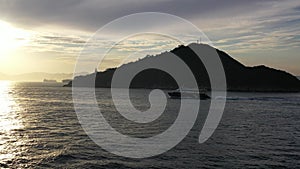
[64,43,300,92]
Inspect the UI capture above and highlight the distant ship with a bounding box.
[43,79,57,83]
[62,79,72,84]
[168,88,210,100]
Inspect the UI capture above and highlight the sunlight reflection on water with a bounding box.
[0,81,23,164]
[0,82,299,168]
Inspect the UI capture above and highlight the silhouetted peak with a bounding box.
[187,43,215,49]
[171,43,215,53]
[66,42,300,92]
[253,65,268,69]
[251,65,284,72]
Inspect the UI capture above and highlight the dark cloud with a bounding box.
[293,5,300,11]
[41,36,86,44]
[0,0,281,32]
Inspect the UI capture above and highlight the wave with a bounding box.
[215,96,300,101]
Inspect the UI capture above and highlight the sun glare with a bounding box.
[0,21,31,59]
[0,80,23,163]
[0,81,22,132]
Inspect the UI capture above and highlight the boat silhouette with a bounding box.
[168,88,210,100]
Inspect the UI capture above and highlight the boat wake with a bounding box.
[215,96,300,102]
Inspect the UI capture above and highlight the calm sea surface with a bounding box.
[0,81,299,168]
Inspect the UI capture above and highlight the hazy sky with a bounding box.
[0,0,300,75]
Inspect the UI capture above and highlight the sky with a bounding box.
[0,0,300,75]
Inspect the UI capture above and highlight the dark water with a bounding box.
[0,81,299,168]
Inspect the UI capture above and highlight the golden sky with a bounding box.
[0,0,300,76]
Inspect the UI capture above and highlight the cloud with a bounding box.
[1,0,300,74]
[0,0,287,31]
[2,0,300,49]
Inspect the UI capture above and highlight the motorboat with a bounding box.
[168,88,210,100]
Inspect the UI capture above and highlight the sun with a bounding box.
[0,21,31,59]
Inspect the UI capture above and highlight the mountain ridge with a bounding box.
[65,43,300,92]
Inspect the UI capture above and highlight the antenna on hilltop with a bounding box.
[197,37,202,44]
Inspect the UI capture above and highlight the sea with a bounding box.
[0,81,299,168]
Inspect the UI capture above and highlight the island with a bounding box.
[62,79,72,84]
[43,79,57,83]
[64,43,300,92]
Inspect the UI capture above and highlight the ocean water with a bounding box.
[0,81,299,168]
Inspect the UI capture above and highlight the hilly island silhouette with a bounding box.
[65,43,300,92]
